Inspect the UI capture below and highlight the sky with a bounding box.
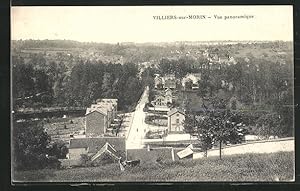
[11,6,293,43]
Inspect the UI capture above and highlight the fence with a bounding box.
[193,137,294,159]
[128,137,294,162]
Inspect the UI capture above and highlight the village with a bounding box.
[12,40,294,179]
[47,49,293,169]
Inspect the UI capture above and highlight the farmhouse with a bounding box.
[167,108,185,133]
[68,137,126,160]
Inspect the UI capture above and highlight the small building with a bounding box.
[163,74,176,90]
[154,75,163,89]
[182,73,201,90]
[167,108,185,132]
[85,108,107,137]
[85,99,118,137]
[68,137,126,160]
[92,103,113,125]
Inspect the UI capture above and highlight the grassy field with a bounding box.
[13,151,294,182]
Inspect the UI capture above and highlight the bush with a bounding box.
[48,140,68,159]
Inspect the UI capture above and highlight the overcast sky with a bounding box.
[12,6,293,43]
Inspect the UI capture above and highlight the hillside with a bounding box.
[13,152,293,182]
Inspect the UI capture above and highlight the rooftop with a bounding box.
[167,108,185,117]
[85,107,107,116]
[69,137,126,153]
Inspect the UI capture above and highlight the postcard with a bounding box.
[11,5,294,183]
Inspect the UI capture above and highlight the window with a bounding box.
[176,119,179,124]
[177,113,179,117]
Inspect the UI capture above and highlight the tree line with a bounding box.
[12,55,149,112]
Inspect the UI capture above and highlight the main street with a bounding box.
[126,86,149,149]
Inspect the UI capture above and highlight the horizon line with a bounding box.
[11,38,293,45]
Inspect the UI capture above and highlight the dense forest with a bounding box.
[12,56,149,111]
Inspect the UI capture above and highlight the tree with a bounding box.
[13,122,62,170]
[83,82,99,106]
[195,116,213,157]
[101,72,113,98]
[256,113,283,138]
[183,113,195,139]
[184,99,244,159]
[48,140,68,159]
[12,58,35,104]
[114,114,125,136]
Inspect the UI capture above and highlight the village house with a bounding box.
[167,108,185,133]
[182,73,201,90]
[85,108,107,137]
[162,74,176,90]
[68,137,126,160]
[154,74,163,89]
[154,74,177,90]
[151,89,173,108]
[85,99,118,137]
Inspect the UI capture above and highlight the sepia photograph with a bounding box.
[11,5,294,182]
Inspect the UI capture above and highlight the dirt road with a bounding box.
[126,86,149,149]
